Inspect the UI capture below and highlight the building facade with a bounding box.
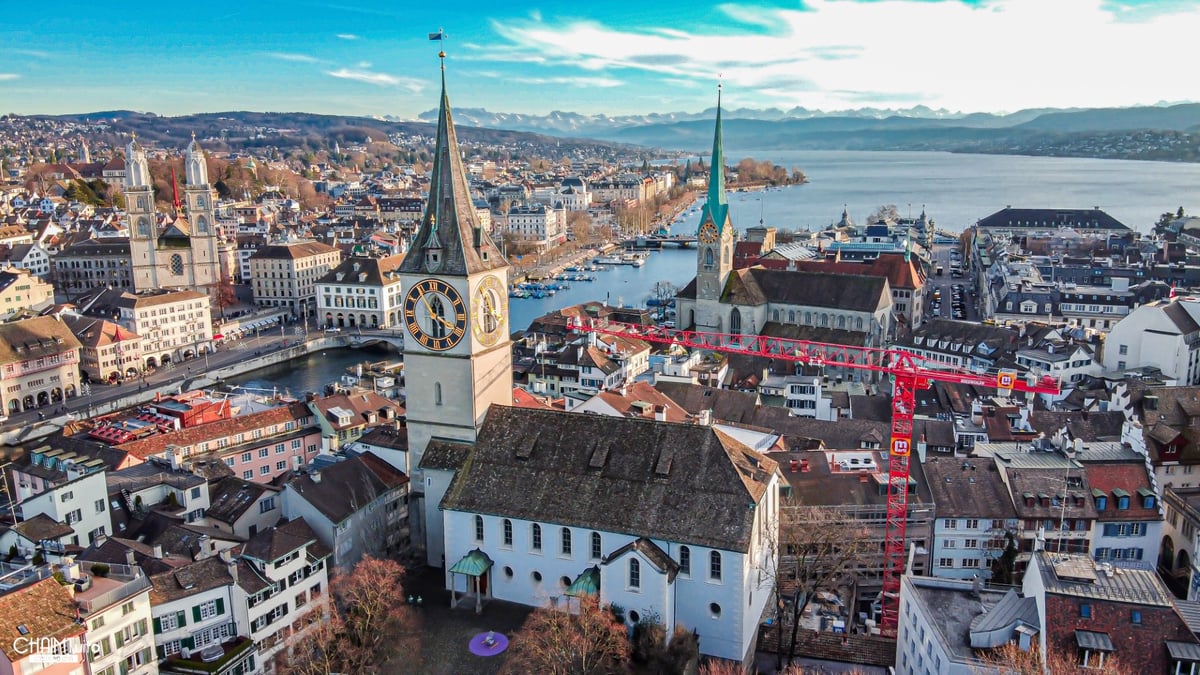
[0,315,83,413]
[315,254,405,329]
[249,241,341,317]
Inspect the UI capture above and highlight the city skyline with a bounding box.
[2,0,1199,119]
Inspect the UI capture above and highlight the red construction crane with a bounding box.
[570,318,1060,635]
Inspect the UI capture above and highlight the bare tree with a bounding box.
[974,641,1137,675]
[767,503,875,671]
[502,597,630,675]
[867,204,901,224]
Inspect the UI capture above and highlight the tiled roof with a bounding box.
[1084,463,1159,522]
[117,402,312,460]
[588,381,689,422]
[0,316,82,366]
[0,578,84,661]
[440,407,777,552]
[734,267,891,313]
[977,207,1131,232]
[250,241,339,260]
[652,381,759,425]
[419,439,473,471]
[1028,411,1125,442]
[9,513,75,542]
[205,476,277,525]
[243,517,327,564]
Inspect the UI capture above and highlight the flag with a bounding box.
[428,31,445,41]
[1171,284,1178,298]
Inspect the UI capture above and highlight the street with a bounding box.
[925,243,981,323]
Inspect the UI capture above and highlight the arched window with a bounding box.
[503,519,513,546]
[136,218,150,238]
[629,558,641,589]
[170,254,184,276]
[531,523,542,551]
[730,308,742,334]
[772,310,779,322]
[474,515,484,543]
[856,317,864,331]
[591,532,602,560]
[434,382,442,406]
[703,247,715,270]
[679,546,691,576]
[788,310,795,323]
[804,311,812,325]
[838,315,846,329]
[196,216,209,233]
[560,528,572,556]
[710,551,722,581]
[429,296,446,339]
[820,313,829,327]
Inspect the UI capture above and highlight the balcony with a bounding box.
[160,637,256,675]
[75,564,152,613]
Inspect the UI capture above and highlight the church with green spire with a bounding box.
[675,85,736,332]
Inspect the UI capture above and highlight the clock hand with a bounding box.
[421,294,456,329]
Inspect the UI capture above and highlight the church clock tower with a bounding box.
[400,56,512,565]
[126,135,160,291]
[690,85,735,330]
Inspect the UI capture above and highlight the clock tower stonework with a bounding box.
[400,62,513,565]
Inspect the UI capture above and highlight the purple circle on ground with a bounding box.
[469,631,509,657]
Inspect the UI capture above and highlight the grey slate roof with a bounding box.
[976,207,1131,232]
[652,381,759,425]
[243,517,329,564]
[602,537,680,582]
[205,477,276,525]
[439,407,777,552]
[724,268,891,313]
[285,453,407,525]
[149,556,236,603]
[923,456,1017,519]
[969,588,1039,641]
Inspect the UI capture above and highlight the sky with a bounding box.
[2,0,1199,119]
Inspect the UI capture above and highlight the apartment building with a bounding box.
[0,315,83,414]
[249,241,341,317]
[74,559,157,675]
[314,254,404,329]
[78,288,213,370]
[0,267,53,318]
[61,314,143,383]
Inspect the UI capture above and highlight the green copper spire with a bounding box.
[698,83,730,235]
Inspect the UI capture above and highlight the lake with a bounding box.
[698,149,1200,233]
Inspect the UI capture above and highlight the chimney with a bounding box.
[124,548,136,567]
[311,470,322,484]
[152,544,163,559]
[654,404,667,422]
[227,558,238,583]
[697,409,713,426]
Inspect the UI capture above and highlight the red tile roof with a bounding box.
[1086,463,1159,521]
[117,402,313,459]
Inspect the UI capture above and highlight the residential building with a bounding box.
[1076,443,1163,566]
[343,424,408,475]
[147,554,256,675]
[307,390,403,453]
[897,575,1039,674]
[0,242,51,278]
[1057,280,1134,332]
[992,449,1097,564]
[115,403,321,484]
[1120,384,1200,490]
[232,519,329,672]
[106,460,211,529]
[51,238,134,299]
[74,559,157,675]
[315,254,405,329]
[1023,552,1199,673]
[202,476,282,539]
[0,577,86,675]
[282,452,410,570]
[78,288,213,370]
[569,381,690,421]
[975,207,1133,236]
[923,456,1018,580]
[503,201,565,251]
[9,439,138,502]
[426,406,779,665]
[61,314,142,384]
[0,267,53,319]
[249,241,341,317]
[0,315,83,414]
[16,461,109,547]
[1161,487,1200,600]
[1104,297,1200,383]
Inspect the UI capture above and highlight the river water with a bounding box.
[232,151,1200,390]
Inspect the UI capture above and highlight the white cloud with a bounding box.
[326,68,424,92]
[265,52,321,63]
[488,0,1200,112]
[336,33,359,40]
[511,75,623,88]
[0,74,19,81]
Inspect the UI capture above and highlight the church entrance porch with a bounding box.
[448,548,494,615]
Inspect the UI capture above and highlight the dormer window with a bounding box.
[1139,488,1156,509]
[1095,493,1107,511]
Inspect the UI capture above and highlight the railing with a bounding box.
[77,573,151,613]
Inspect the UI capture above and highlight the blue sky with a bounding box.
[2,0,1198,118]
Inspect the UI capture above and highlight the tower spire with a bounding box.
[171,165,182,215]
[698,80,730,235]
[398,45,505,277]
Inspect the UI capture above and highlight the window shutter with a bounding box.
[156,646,165,661]
[177,610,186,627]
[115,632,124,649]
[182,637,195,650]
[215,598,225,615]
[192,606,201,623]
[153,617,161,635]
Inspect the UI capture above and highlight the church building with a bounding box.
[123,134,222,295]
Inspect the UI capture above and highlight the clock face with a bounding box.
[473,276,506,347]
[403,278,467,351]
[698,221,719,244]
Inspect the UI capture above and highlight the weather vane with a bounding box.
[429,28,448,68]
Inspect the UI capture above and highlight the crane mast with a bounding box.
[571,318,1060,635]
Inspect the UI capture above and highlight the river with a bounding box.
[233,150,1200,389]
